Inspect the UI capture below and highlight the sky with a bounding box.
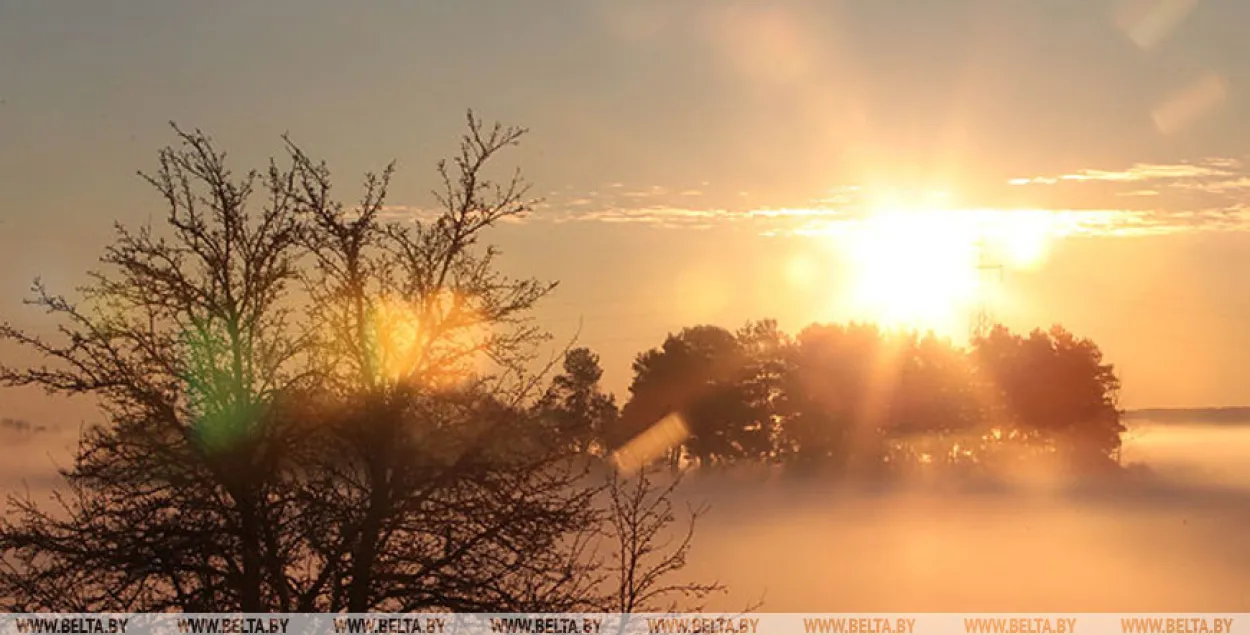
[4,0,1250,429]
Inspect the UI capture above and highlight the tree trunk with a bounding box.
[238,495,264,612]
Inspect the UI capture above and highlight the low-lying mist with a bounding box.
[4,420,1249,611]
[675,420,1250,612]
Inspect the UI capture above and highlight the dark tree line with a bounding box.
[604,320,1124,477]
[0,115,719,613]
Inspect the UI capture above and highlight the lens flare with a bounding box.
[611,412,691,475]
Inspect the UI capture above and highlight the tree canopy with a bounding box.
[608,319,1124,477]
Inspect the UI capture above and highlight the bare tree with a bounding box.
[0,113,722,614]
[284,112,604,612]
[0,124,310,611]
[600,464,724,613]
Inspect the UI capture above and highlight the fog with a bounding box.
[4,420,1250,611]
[680,421,1250,611]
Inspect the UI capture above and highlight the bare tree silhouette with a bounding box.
[0,114,720,613]
[284,112,604,613]
[0,123,310,610]
[600,464,724,613]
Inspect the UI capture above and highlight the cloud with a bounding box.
[564,202,1250,238]
[1171,177,1250,193]
[747,207,847,220]
[552,202,856,230]
[1005,157,1250,201]
[378,205,443,222]
[376,163,1250,238]
[620,185,670,199]
[1010,160,1237,185]
[1089,207,1250,235]
[567,206,735,228]
[812,185,865,205]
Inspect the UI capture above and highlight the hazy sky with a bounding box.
[4,0,1250,424]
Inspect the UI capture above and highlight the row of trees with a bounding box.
[0,116,719,613]
[550,321,1124,477]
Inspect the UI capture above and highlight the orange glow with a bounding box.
[824,199,1064,336]
[367,292,490,386]
[369,296,425,383]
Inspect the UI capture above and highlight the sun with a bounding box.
[827,202,1055,337]
[837,209,982,335]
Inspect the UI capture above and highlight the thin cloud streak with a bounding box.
[375,162,1250,237]
[1007,157,1250,198]
[382,203,1250,236]
[550,203,1250,237]
[1171,177,1250,193]
[1011,160,1238,184]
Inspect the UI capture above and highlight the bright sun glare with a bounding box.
[830,200,1057,336]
